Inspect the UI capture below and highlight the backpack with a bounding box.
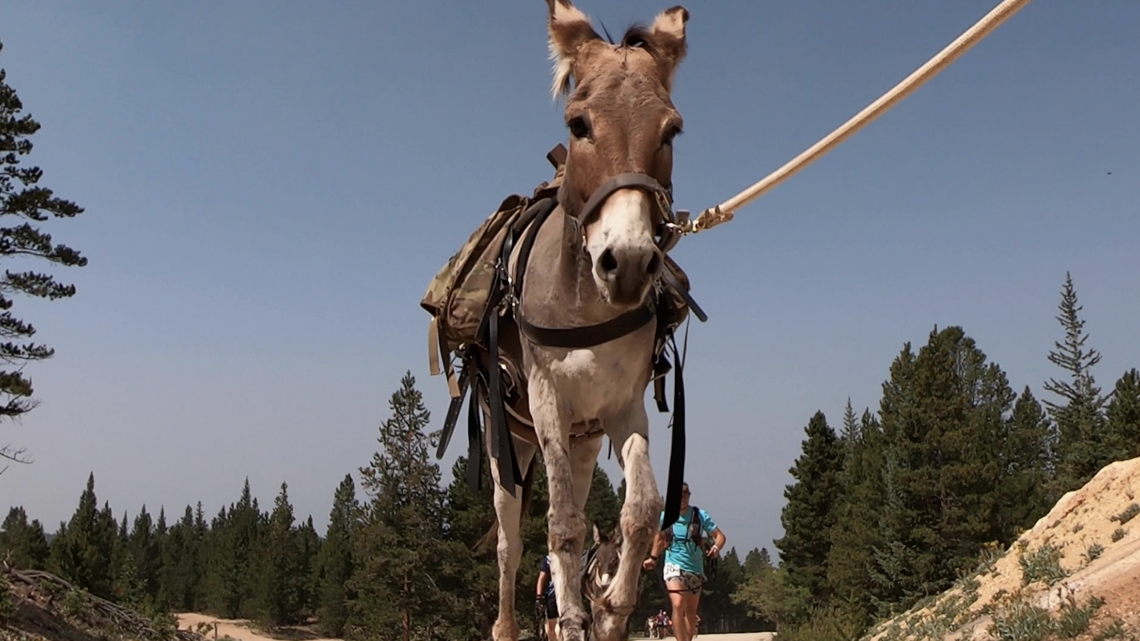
[663,505,719,579]
[663,505,706,550]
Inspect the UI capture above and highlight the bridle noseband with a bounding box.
[566,172,681,254]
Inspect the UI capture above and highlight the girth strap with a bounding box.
[517,304,655,349]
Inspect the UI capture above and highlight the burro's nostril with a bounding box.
[599,248,619,274]
[646,252,662,276]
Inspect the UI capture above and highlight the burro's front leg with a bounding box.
[597,401,662,641]
[488,427,537,641]
[530,374,591,641]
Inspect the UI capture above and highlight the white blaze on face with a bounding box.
[587,188,658,302]
[601,572,612,586]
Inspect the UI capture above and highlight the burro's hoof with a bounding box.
[492,617,520,641]
[558,607,591,641]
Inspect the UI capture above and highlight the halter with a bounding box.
[507,171,678,350]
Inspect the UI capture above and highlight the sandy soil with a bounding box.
[867,456,1140,641]
[174,613,775,641]
[176,612,341,641]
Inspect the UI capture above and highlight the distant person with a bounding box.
[536,554,559,641]
[642,482,726,641]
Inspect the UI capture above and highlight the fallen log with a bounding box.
[3,561,204,641]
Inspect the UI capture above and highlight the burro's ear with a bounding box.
[649,5,689,90]
[546,0,600,98]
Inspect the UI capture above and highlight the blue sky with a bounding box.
[1,0,1137,560]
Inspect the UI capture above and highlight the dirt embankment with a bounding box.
[864,456,1140,641]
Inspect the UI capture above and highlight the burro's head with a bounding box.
[546,0,689,308]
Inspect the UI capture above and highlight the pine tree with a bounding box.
[259,482,303,626]
[192,502,208,608]
[129,505,161,604]
[0,506,48,569]
[584,464,622,532]
[318,474,359,637]
[49,472,114,598]
[297,515,321,618]
[827,408,885,624]
[1044,272,1109,492]
[0,39,90,468]
[838,399,860,473]
[732,549,793,629]
[773,410,844,620]
[870,327,1013,612]
[202,480,261,618]
[997,387,1055,541]
[348,371,468,641]
[1105,368,1140,462]
[166,505,200,612]
[153,506,170,609]
[441,456,498,639]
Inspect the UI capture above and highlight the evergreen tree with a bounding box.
[827,408,885,624]
[997,387,1055,541]
[259,482,303,626]
[0,506,48,569]
[773,410,844,620]
[441,456,498,639]
[838,398,860,472]
[49,472,113,598]
[1044,272,1109,492]
[192,502,208,608]
[1105,368,1140,462]
[202,480,260,618]
[870,327,1012,612]
[297,515,321,617]
[348,371,469,641]
[0,39,89,468]
[166,505,201,612]
[584,464,622,532]
[318,474,359,637]
[129,505,161,604]
[732,551,794,629]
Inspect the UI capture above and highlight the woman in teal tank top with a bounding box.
[642,482,727,641]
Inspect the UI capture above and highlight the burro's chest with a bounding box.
[523,321,656,420]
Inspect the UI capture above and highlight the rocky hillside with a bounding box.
[864,457,1140,641]
[1,564,204,641]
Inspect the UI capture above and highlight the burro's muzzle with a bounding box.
[576,174,678,308]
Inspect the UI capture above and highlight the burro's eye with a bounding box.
[568,116,591,140]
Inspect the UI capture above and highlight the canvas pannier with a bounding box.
[420,145,566,396]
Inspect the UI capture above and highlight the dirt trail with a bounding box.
[176,612,340,641]
[174,614,773,641]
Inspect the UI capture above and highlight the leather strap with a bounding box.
[436,361,471,460]
[517,303,655,349]
[488,309,521,495]
[574,172,671,227]
[661,327,688,529]
[466,378,483,491]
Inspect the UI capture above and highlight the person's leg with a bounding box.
[666,580,689,641]
[682,589,700,641]
[546,596,560,641]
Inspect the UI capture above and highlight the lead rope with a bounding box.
[683,0,1037,235]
